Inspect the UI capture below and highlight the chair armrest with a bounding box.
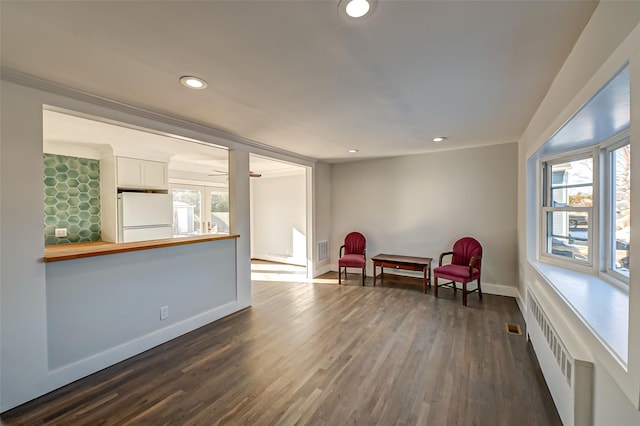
[469,255,482,276]
[363,247,366,258]
[339,245,345,257]
[439,251,454,266]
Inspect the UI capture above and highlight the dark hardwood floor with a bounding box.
[1,266,561,425]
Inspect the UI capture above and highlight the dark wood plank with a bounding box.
[1,266,561,425]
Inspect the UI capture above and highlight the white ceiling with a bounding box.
[1,0,598,162]
[42,109,303,177]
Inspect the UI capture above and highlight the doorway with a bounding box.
[170,184,230,236]
[249,154,310,279]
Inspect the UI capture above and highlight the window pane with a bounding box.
[612,144,630,276]
[172,188,201,235]
[209,191,229,234]
[546,211,589,262]
[550,158,593,207]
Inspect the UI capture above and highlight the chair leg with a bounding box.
[434,276,439,298]
[362,267,365,286]
[462,282,467,306]
[477,278,482,300]
[338,265,342,285]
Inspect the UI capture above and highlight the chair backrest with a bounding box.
[451,237,482,268]
[343,232,366,255]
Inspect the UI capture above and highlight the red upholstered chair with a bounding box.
[433,237,483,306]
[338,232,367,286]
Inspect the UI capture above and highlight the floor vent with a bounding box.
[317,240,329,262]
[505,323,522,335]
[526,289,593,426]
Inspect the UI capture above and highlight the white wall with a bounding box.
[313,161,332,276]
[518,1,640,423]
[330,142,518,295]
[45,239,238,384]
[0,74,321,410]
[0,79,259,411]
[251,172,307,265]
[1,81,49,413]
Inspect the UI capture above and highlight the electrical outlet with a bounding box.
[55,228,68,237]
[160,306,169,320]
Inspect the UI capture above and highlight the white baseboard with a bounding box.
[45,300,250,394]
[329,266,518,298]
[515,288,526,315]
[481,282,518,298]
[313,263,332,277]
[252,254,306,267]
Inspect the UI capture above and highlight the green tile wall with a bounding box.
[44,154,101,245]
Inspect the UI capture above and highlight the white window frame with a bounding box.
[540,148,597,272]
[538,130,630,288]
[602,132,630,286]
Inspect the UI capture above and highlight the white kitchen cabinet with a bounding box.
[100,156,169,243]
[142,159,168,189]
[116,157,168,190]
[116,157,142,188]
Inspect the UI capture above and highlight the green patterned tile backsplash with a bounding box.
[44,154,101,245]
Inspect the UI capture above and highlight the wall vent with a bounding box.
[317,240,329,262]
[526,289,594,426]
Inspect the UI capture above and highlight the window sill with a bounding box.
[529,260,628,366]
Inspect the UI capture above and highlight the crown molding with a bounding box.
[0,67,317,165]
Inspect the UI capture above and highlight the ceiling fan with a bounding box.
[208,169,262,178]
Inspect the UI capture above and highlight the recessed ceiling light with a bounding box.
[339,0,376,20]
[433,137,447,142]
[180,76,208,89]
[346,0,369,17]
[348,149,358,153]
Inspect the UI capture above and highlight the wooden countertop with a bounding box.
[44,234,240,262]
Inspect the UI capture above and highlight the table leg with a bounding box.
[373,262,377,287]
[423,266,427,294]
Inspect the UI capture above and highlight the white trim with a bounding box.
[332,267,517,298]
[253,254,307,267]
[515,289,526,316]
[539,150,597,270]
[481,282,518,298]
[530,260,628,368]
[44,301,249,394]
[313,264,332,278]
[603,133,631,285]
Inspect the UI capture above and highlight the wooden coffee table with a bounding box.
[371,254,432,294]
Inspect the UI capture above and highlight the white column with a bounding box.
[229,148,252,306]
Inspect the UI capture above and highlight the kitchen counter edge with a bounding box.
[44,234,240,262]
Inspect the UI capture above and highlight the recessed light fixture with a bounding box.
[433,137,447,142]
[348,149,359,153]
[180,76,208,89]
[338,0,376,20]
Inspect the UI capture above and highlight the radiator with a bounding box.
[526,289,594,426]
[317,240,329,262]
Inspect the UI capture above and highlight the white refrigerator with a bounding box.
[117,192,173,242]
